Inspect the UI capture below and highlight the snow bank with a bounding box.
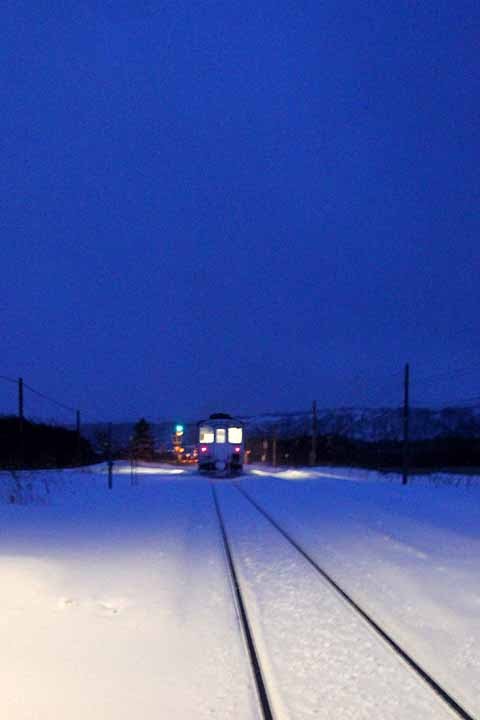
[247,463,480,487]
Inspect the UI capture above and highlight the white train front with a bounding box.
[197,413,244,474]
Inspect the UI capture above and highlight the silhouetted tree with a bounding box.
[130,418,155,460]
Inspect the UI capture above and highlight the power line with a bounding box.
[23,383,77,415]
[0,374,17,384]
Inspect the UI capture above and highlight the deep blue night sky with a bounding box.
[2,1,479,422]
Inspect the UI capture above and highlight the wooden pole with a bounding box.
[107,422,113,489]
[18,377,24,467]
[310,400,317,466]
[75,410,81,466]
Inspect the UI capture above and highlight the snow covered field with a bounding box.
[0,463,478,719]
[0,466,258,720]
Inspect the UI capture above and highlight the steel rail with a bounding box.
[210,484,274,720]
[234,483,476,720]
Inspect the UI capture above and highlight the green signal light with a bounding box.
[175,424,184,433]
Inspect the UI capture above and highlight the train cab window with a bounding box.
[199,426,214,443]
[228,427,243,444]
[216,428,226,443]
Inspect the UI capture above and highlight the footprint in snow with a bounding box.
[59,597,123,615]
[59,597,78,609]
[97,600,121,615]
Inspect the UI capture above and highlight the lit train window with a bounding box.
[228,427,243,444]
[216,428,226,443]
[199,426,214,443]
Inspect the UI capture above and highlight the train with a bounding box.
[197,413,245,475]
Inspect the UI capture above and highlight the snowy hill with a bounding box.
[242,406,480,441]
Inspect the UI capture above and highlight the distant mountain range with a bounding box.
[243,406,480,442]
[83,406,480,449]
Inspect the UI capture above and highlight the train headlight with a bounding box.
[200,446,208,453]
[234,447,241,453]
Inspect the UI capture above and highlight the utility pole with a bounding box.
[402,363,410,486]
[107,422,113,490]
[75,410,81,466]
[18,377,24,468]
[310,400,317,467]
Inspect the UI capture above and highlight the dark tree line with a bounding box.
[0,415,95,469]
[246,433,480,471]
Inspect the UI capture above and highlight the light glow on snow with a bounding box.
[250,467,317,480]
[113,464,185,476]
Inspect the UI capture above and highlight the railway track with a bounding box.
[229,482,476,720]
[211,484,274,720]
[212,479,476,720]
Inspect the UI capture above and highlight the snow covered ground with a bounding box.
[0,465,258,720]
[0,463,478,719]
[241,465,480,718]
